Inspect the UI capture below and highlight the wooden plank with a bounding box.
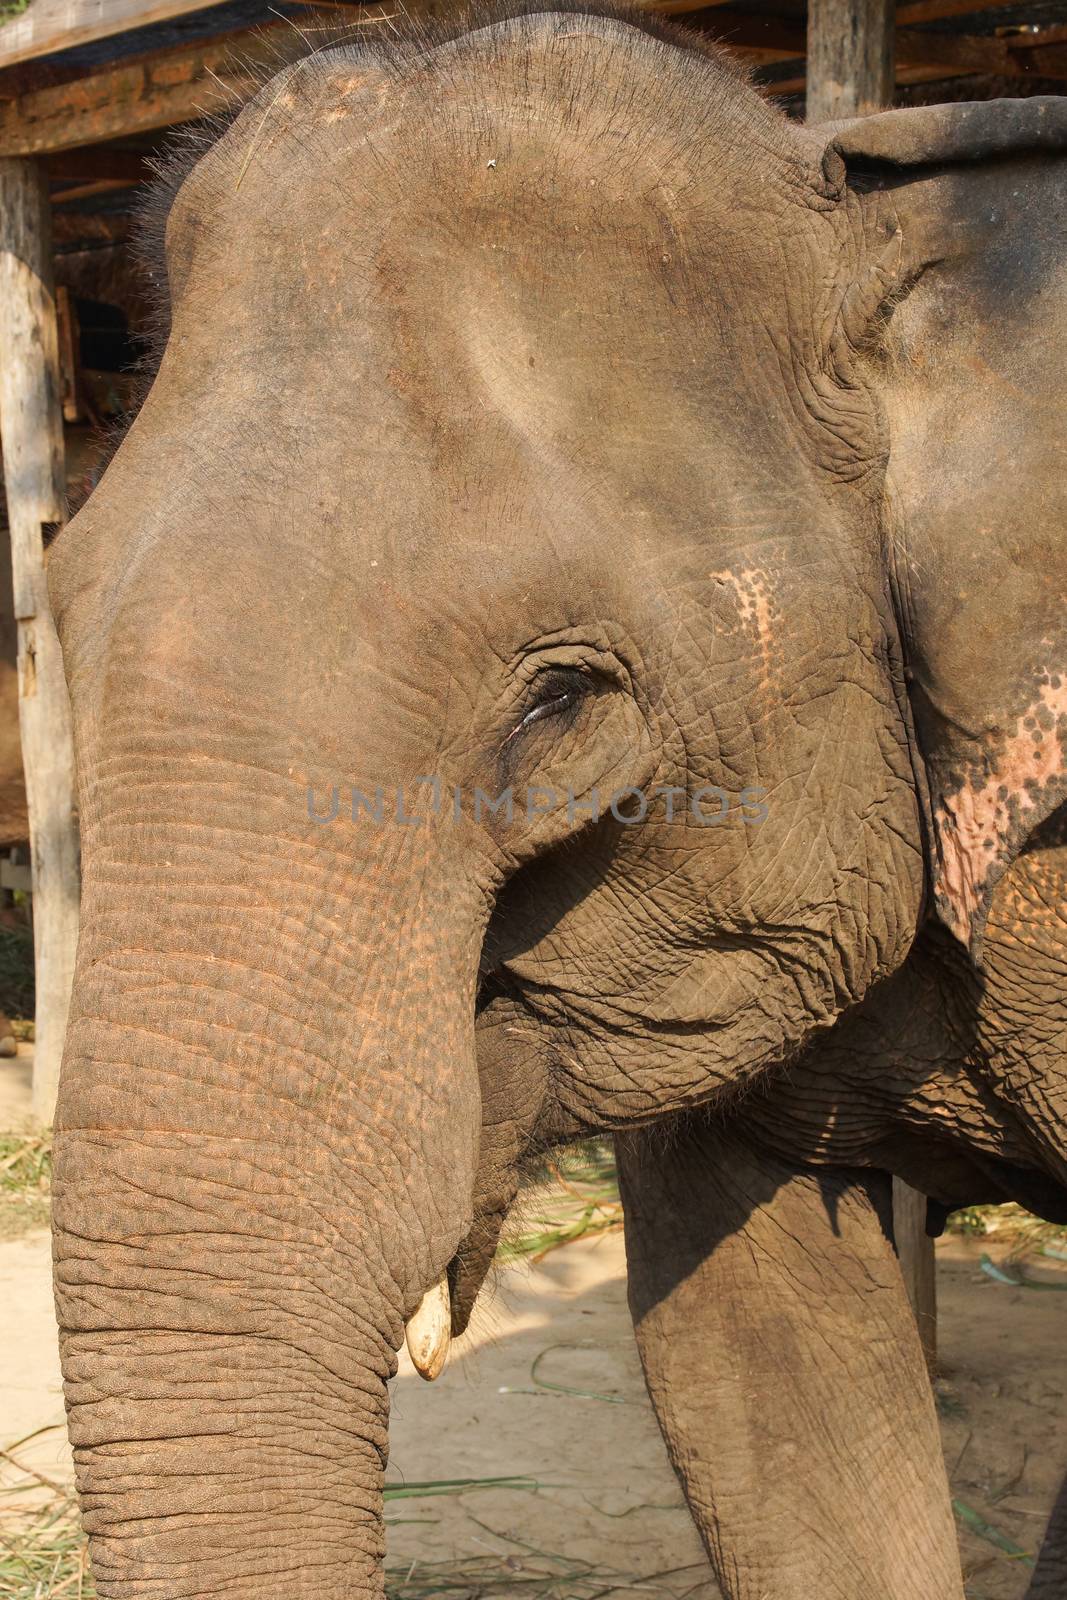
[0,0,735,75]
[897,0,1046,22]
[0,0,415,75]
[678,0,1067,86]
[47,145,152,184]
[0,0,1035,76]
[53,208,131,245]
[892,1178,938,1375]
[0,156,80,1125]
[0,0,226,76]
[707,8,1067,69]
[0,23,295,155]
[661,0,1067,20]
[687,0,1060,27]
[0,8,394,155]
[706,9,1067,79]
[765,25,1067,95]
[806,0,895,119]
[898,25,1016,74]
[52,174,137,199]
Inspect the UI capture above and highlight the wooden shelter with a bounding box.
[1,0,1059,1326]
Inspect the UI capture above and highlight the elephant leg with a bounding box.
[1028,1469,1067,1598]
[616,1119,963,1600]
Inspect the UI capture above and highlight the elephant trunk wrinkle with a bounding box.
[52,840,484,1600]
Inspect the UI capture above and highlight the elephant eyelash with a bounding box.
[502,669,593,748]
[519,687,582,729]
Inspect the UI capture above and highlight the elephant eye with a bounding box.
[515,668,590,734]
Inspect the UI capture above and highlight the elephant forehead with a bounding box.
[181,11,798,251]
[163,166,791,479]
[156,17,811,459]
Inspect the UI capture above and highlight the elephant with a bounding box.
[617,826,1067,1599]
[45,4,1067,1597]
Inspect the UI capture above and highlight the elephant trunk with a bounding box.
[52,805,483,1599]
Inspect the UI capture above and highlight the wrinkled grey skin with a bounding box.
[619,830,1067,1599]
[48,7,1067,1598]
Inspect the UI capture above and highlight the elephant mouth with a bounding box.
[404,1222,505,1376]
[413,970,561,1379]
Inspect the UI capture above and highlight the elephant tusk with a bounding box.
[405,1272,451,1381]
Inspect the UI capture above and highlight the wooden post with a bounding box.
[0,156,79,1126]
[892,1176,937,1374]
[806,0,896,122]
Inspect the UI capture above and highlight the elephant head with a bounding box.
[48,7,1067,1595]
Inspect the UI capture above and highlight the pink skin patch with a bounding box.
[709,566,777,690]
[934,674,1067,943]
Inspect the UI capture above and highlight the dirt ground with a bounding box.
[2,1051,1064,1598]
[0,1046,32,1132]
[935,1238,1067,1598]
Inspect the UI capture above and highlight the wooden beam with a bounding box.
[698,10,807,56]
[683,0,1067,91]
[806,0,895,120]
[47,146,152,186]
[892,1178,937,1375]
[707,10,1056,76]
[897,0,1040,22]
[0,25,293,156]
[52,174,139,201]
[679,0,1030,42]
[0,0,412,76]
[0,0,1034,75]
[52,209,132,247]
[897,26,1017,75]
[0,8,399,156]
[762,23,1067,96]
[657,0,1067,21]
[0,0,229,76]
[0,156,80,1126]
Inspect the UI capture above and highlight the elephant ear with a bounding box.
[821,97,1067,957]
